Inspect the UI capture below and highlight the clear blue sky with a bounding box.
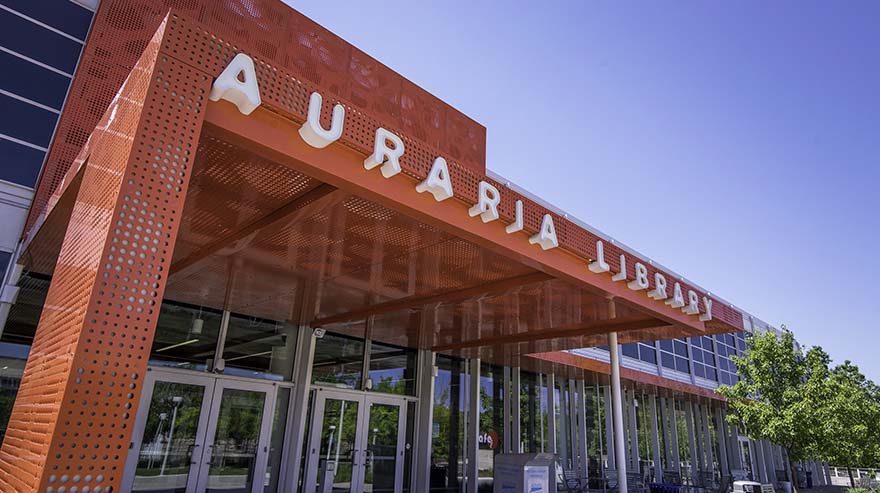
[286,1,880,380]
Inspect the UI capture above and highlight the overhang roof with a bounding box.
[18,2,749,377]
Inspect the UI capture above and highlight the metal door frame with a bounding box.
[124,367,279,493]
[194,377,278,493]
[303,387,408,493]
[123,368,217,492]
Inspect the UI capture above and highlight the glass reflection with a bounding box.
[312,332,365,389]
[314,398,360,493]
[205,388,266,493]
[132,381,206,492]
[222,313,297,380]
[364,403,401,492]
[368,340,416,396]
[151,301,223,370]
[430,356,466,492]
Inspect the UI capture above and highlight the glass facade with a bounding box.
[690,336,717,381]
[0,0,95,189]
[430,356,466,492]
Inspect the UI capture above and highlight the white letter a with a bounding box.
[209,53,261,115]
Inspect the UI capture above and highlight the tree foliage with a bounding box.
[718,328,880,488]
[818,360,880,484]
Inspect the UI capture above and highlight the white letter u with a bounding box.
[299,92,345,149]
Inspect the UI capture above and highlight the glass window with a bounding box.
[150,301,224,371]
[661,352,675,370]
[673,339,688,357]
[622,343,639,359]
[431,356,466,493]
[0,9,84,73]
[675,356,689,373]
[659,339,673,352]
[0,343,27,444]
[2,0,94,40]
[264,387,290,493]
[0,93,59,147]
[477,364,504,492]
[0,50,71,110]
[222,313,297,380]
[0,138,44,188]
[554,377,572,470]
[639,344,657,364]
[311,332,364,389]
[367,340,416,396]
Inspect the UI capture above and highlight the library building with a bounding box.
[0,1,833,492]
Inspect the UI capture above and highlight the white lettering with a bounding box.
[611,255,627,282]
[364,128,404,178]
[505,200,524,234]
[298,92,344,148]
[209,53,262,115]
[468,181,501,222]
[628,262,649,291]
[665,282,685,308]
[588,240,610,273]
[529,214,559,250]
[647,272,667,300]
[682,290,700,315]
[415,157,454,201]
[699,297,713,322]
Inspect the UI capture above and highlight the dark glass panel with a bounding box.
[0,51,70,109]
[150,301,223,371]
[222,313,297,380]
[0,93,58,147]
[622,343,639,359]
[2,0,93,39]
[0,9,84,73]
[311,332,364,389]
[431,356,466,492]
[661,352,675,369]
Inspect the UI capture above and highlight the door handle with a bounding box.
[350,449,359,466]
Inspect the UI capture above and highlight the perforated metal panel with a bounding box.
[0,18,211,492]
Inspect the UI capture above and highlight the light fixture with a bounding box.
[156,338,199,352]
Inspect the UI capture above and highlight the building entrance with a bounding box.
[303,387,408,493]
[123,368,280,493]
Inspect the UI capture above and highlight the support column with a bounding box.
[467,358,480,493]
[548,373,558,455]
[414,349,437,490]
[604,385,616,471]
[649,395,663,482]
[765,441,778,484]
[728,423,743,472]
[503,367,512,453]
[609,331,628,493]
[0,24,208,492]
[284,325,317,492]
[823,462,832,486]
[511,367,521,453]
[669,398,682,476]
[660,397,673,473]
[628,389,641,471]
[701,404,714,476]
[685,401,699,482]
[754,439,768,483]
[713,407,730,476]
[578,380,590,479]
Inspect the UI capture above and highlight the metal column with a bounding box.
[281,325,317,492]
[684,401,699,481]
[467,358,480,493]
[503,367,512,453]
[649,394,663,482]
[609,332,628,493]
[628,390,640,470]
[668,398,681,475]
[604,385,616,470]
[701,403,714,476]
[548,372,558,455]
[414,349,436,490]
[713,406,730,476]
[511,367,521,453]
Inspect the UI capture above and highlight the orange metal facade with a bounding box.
[3,1,748,491]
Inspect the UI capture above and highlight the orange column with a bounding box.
[0,19,211,492]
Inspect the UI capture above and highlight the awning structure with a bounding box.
[0,3,752,490]
[17,9,745,378]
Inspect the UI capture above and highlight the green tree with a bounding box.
[818,361,880,487]
[717,329,829,493]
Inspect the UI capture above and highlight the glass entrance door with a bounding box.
[124,369,278,493]
[304,388,407,493]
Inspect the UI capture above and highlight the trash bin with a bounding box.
[494,453,556,493]
[780,481,792,493]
